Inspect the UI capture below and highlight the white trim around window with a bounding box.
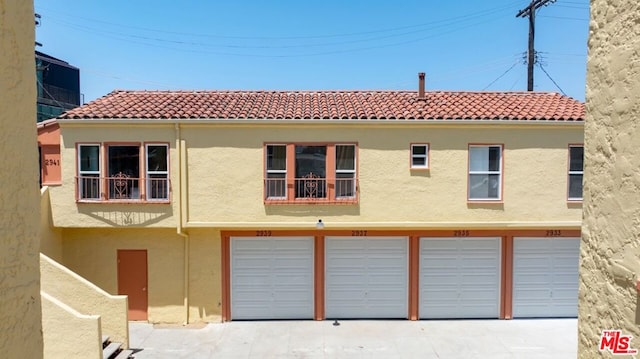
[77,143,101,200]
[145,143,170,201]
[468,144,503,201]
[568,144,584,201]
[410,143,429,169]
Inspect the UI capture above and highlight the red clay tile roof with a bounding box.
[60,90,585,121]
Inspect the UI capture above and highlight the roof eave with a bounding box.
[57,117,584,125]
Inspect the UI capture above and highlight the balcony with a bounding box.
[76,174,170,202]
[264,177,359,204]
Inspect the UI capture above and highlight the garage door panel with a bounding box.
[420,237,501,319]
[325,236,408,319]
[231,236,314,320]
[513,237,580,318]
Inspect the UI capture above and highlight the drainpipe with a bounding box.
[175,123,190,325]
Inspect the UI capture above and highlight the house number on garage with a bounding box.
[351,230,368,236]
[454,230,470,237]
[545,230,562,237]
[256,230,272,236]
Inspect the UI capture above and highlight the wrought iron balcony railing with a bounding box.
[76,174,170,202]
[264,177,359,204]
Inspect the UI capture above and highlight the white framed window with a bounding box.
[265,144,287,199]
[78,144,101,199]
[568,145,583,201]
[468,145,502,201]
[410,144,429,169]
[336,144,356,198]
[146,144,169,200]
[76,142,170,202]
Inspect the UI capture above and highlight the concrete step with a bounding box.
[113,349,134,359]
[103,342,121,359]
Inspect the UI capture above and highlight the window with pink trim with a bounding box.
[264,143,358,203]
[76,143,169,202]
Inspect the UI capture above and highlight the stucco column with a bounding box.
[0,0,44,357]
[579,0,640,357]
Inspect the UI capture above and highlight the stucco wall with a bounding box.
[52,122,583,229]
[41,292,102,359]
[61,228,221,323]
[184,124,583,226]
[40,187,63,261]
[41,253,129,347]
[50,125,178,227]
[578,1,640,357]
[0,0,44,357]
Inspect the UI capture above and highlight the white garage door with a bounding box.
[420,237,501,319]
[230,236,314,320]
[513,237,580,318]
[325,236,408,319]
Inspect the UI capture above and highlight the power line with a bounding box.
[43,9,522,58]
[537,63,566,95]
[38,2,522,41]
[482,61,519,90]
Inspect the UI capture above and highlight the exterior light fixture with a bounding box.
[316,219,324,229]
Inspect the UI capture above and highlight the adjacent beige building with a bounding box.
[0,0,44,357]
[579,0,640,356]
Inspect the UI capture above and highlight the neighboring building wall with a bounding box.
[36,51,80,123]
[578,0,640,356]
[0,0,44,357]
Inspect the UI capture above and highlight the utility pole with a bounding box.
[516,0,555,91]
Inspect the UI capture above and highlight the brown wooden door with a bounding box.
[117,250,148,320]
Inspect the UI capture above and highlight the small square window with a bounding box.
[411,144,429,169]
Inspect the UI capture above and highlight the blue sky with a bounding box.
[34,0,589,103]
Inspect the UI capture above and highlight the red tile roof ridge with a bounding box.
[62,89,585,121]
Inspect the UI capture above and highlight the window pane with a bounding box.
[267,145,286,171]
[265,173,286,198]
[108,146,140,199]
[570,147,584,172]
[469,147,489,171]
[488,147,501,171]
[80,145,99,172]
[147,145,167,172]
[295,146,326,178]
[336,145,355,171]
[569,174,583,199]
[412,145,427,155]
[336,172,355,198]
[469,174,500,199]
[148,173,168,200]
[108,146,139,177]
[79,174,100,199]
[412,157,426,167]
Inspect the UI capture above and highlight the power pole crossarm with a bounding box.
[516,0,556,91]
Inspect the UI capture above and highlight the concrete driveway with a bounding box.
[129,319,577,358]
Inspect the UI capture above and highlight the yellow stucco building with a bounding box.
[43,76,586,324]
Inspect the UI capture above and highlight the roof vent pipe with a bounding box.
[418,72,426,100]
